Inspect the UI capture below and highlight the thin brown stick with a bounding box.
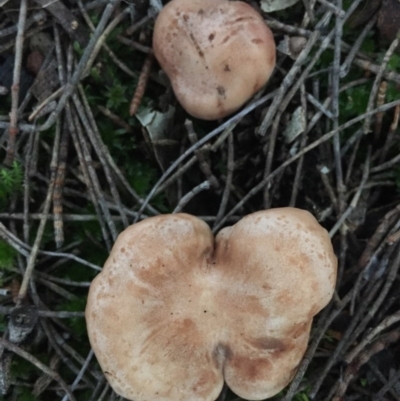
[379,104,400,165]
[289,85,308,206]
[214,99,400,231]
[186,120,220,189]
[17,119,61,303]
[53,124,69,248]
[4,0,28,166]
[130,52,154,116]
[345,309,400,364]
[173,181,211,213]
[332,330,400,401]
[363,30,400,134]
[213,133,234,230]
[373,81,387,142]
[37,0,121,132]
[0,338,76,401]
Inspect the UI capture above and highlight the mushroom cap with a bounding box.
[86,208,337,401]
[152,0,276,120]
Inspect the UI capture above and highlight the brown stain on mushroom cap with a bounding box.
[152,0,276,120]
[86,208,337,401]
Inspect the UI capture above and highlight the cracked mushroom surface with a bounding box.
[152,0,276,120]
[86,208,337,401]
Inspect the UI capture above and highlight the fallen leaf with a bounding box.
[260,0,300,12]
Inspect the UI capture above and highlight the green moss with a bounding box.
[57,297,88,337]
[0,161,23,205]
[0,240,17,271]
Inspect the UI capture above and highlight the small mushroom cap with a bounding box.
[86,208,337,401]
[152,0,276,120]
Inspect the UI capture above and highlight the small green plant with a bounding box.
[323,329,339,343]
[341,83,372,121]
[294,393,310,401]
[0,240,17,271]
[57,297,88,337]
[382,53,400,72]
[291,383,312,401]
[72,40,83,57]
[279,384,311,401]
[104,80,129,110]
[0,160,23,203]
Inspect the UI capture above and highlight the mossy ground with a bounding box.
[0,1,400,400]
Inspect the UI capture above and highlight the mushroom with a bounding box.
[152,0,276,120]
[86,208,337,401]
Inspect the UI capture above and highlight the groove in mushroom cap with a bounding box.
[86,208,337,401]
[152,0,276,120]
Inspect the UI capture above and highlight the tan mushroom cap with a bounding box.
[152,0,276,120]
[86,208,337,401]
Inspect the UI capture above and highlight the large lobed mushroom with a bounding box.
[152,0,276,120]
[86,208,337,401]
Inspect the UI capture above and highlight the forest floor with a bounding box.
[0,0,400,400]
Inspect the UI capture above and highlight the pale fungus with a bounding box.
[152,0,276,120]
[86,208,337,401]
